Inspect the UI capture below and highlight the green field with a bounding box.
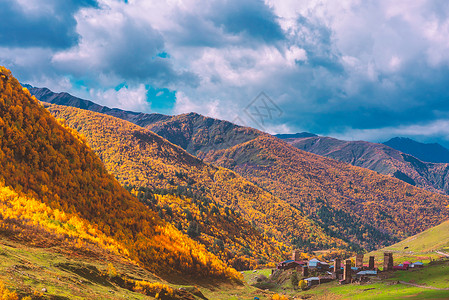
[364,220,449,267]
[291,260,449,299]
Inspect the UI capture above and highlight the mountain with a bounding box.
[26,86,449,252]
[384,137,449,163]
[24,84,171,127]
[45,103,348,258]
[278,135,449,195]
[0,183,200,299]
[200,134,449,250]
[0,67,239,281]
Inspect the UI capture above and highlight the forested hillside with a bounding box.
[46,104,348,257]
[201,135,449,250]
[0,66,238,280]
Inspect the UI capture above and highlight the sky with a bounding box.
[1,0,449,145]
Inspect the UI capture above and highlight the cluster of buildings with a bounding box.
[276,251,424,287]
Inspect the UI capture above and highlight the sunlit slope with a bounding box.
[380,219,449,254]
[46,103,349,254]
[0,66,238,280]
[201,134,449,250]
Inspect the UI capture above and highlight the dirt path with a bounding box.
[435,251,449,257]
[399,281,449,290]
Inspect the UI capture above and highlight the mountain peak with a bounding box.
[384,137,449,163]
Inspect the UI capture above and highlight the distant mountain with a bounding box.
[275,132,317,139]
[282,135,449,195]
[28,85,449,251]
[24,84,170,127]
[384,137,449,163]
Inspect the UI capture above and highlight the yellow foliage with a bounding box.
[0,282,18,300]
[134,280,174,299]
[0,182,128,256]
[46,103,346,257]
[107,263,118,278]
[0,66,240,281]
[298,279,308,290]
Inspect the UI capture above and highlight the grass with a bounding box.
[299,280,449,299]
[393,261,449,288]
[0,237,153,299]
[291,260,449,299]
[364,219,449,268]
[0,236,278,300]
[242,268,273,285]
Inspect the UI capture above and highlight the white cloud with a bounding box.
[331,119,449,143]
[90,84,150,112]
[3,0,449,138]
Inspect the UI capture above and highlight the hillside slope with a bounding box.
[200,135,449,250]
[0,66,238,281]
[281,135,449,195]
[382,219,449,254]
[384,137,449,163]
[45,103,348,256]
[0,182,200,299]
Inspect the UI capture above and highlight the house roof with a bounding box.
[304,277,320,281]
[309,258,320,263]
[281,259,294,264]
[357,270,377,275]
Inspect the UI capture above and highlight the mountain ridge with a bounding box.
[280,135,449,195]
[27,85,449,251]
[384,137,449,163]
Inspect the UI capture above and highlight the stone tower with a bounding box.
[383,252,393,271]
[343,259,352,283]
[334,258,341,273]
[355,254,364,268]
[369,256,375,269]
[292,250,301,261]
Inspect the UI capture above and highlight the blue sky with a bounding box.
[1,0,449,145]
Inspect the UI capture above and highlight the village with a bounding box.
[268,250,425,289]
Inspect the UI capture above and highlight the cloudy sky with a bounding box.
[2,0,449,145]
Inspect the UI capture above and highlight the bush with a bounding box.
[298,279,308,290]
[290,272,299,289]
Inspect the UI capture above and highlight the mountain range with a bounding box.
[277,133,449,195]
[44,103,341,268]
[26,85,449,252]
